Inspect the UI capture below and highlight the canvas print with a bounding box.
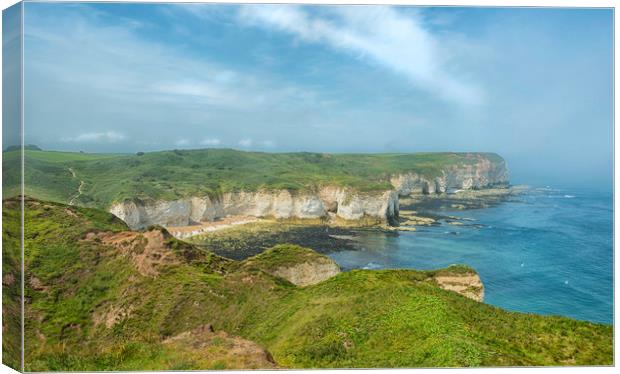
[1,1,614,371]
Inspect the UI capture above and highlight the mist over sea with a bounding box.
[329,186,613,324]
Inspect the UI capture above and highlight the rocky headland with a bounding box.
[240,244,341,286]
[109,153,508,230]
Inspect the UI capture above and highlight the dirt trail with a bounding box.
[68,168,85,206]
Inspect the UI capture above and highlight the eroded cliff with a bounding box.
[391,154,508,195]
[109,153,508,230]
[241,244,341,287]
[110,188,399,230]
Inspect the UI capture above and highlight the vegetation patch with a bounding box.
[3,149,505,209]
[241,244,333,273]
[5,197,613,370]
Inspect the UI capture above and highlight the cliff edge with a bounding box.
[4,149,508,229]
[108,152,508,229]
[240,244,341,286]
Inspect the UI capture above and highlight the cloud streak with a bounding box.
[238,5,483,106]
[24,4,337,152]
[63,131,127,143]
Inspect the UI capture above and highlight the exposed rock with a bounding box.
[400,185,523,212]
[2,273,15,286]
[242,245,341,287]
[390,154,508,196]
[384,226,417,232]
[271,258,340,287]
[85,229,178,277]
[398,210,436,226]
[29,277,48,292]
[328,234,358,241]
[433,272,485,302]
[110,187,399,230]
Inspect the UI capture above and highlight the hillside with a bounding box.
[3,149,507,210]
[2,197,612,370]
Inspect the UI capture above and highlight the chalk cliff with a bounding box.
[390,154,508,195]
[110,188,399,230]
[241,244,341,287]
[109,154,508,230]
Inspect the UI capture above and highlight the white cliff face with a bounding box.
[336,190,398,221]
[390,155,508,196]
[110,187,400,230]
[109,200,146,230]
[271,259,340,287]
[109,155,507,230]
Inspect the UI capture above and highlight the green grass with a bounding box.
[5,197,612,370]
[2,198,22,370]
[3,148,505,208]
[2,149,123,203]
[3,199,613,371]
[24,150,126,163]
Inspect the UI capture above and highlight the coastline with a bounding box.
[8,196,611,370]
[185,186,524,260]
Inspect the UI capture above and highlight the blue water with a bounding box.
[328,187,614,324]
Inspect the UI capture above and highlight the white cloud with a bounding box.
[260,140,275,148]
[200,138,221,146]
[63,131,127,143]
[238,138,253,147]
[25,7,326,117]
[238,5,482,106]
[26,4,485,155]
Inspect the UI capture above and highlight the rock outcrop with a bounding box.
[241,244,341,287]
[432,270,485,302]
[270,257,340,287]
[109,154,508,230]
[390,154,508,195]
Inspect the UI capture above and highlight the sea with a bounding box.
[328,186,614,325]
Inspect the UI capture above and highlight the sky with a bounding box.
[4,2,614,187]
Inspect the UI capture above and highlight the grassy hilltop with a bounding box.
[2,197,612,370]
[3,148,504,209]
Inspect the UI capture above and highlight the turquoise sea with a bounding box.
[328,187,614,324]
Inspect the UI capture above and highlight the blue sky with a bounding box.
[11,3,614,186]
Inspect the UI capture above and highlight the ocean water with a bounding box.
[328,187,614,324]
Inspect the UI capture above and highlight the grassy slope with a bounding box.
[2,150,124,203]
[2,198,22,370]
[6,198,612,370]
[3,149,503,208]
